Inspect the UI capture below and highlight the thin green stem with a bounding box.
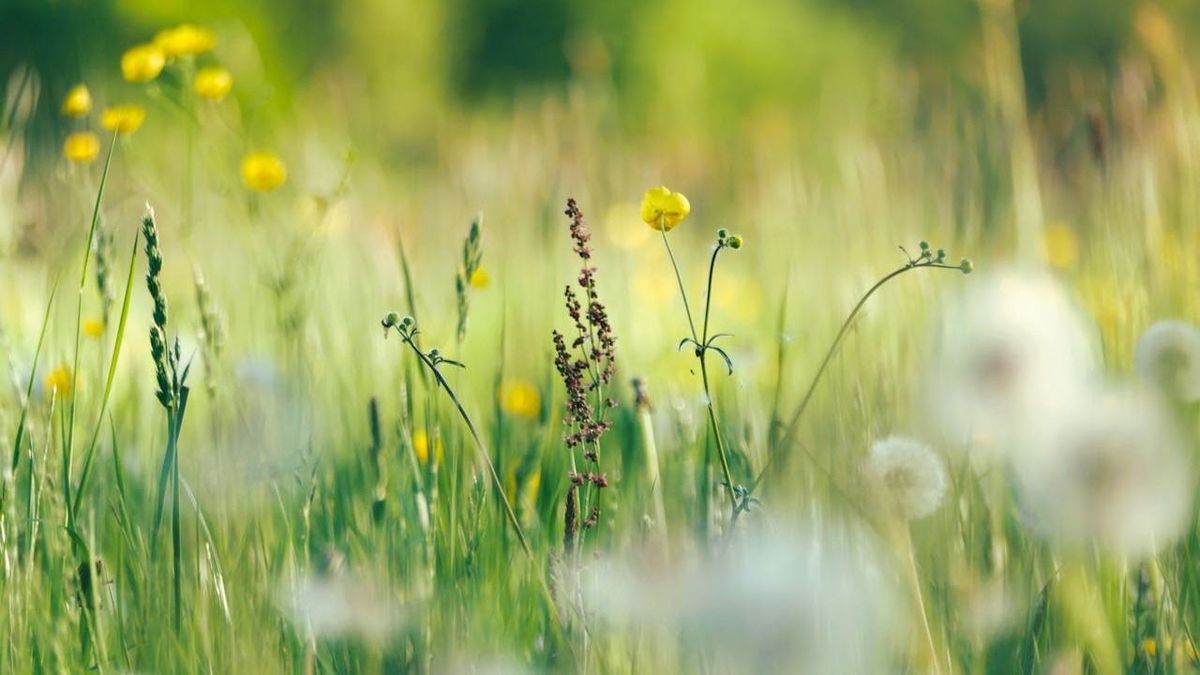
[751,260,964,492]
[65,132,118,517]
[659,219,698,342]
[397,333,531,557]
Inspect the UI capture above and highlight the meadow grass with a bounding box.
[5,14,1200,675]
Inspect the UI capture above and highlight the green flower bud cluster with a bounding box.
[716,228,745,250]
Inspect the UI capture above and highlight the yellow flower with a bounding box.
[154,24,216,57]
[1143,638,1158,658]
[412,430,444,465]
[499,379,540,418]
[63,132,100,164]
[61,84,92,117]
[640,186,691,231]
[1043,222,1079,270]
[193,66,233,100]
[83,318,105,338]
[120,43,166,83]
[100,105,146,134]
[44,366,73,398]
[469,267,490,289]
[242,150,287,192]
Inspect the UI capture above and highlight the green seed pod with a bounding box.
[382,312,399,328]
[727,235,743,250]
[919,240,930,251]
[717,228,729,240]
[959,258,974,274]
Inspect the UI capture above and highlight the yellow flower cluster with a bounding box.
[59,23,239,166]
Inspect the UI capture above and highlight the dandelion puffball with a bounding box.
[926,268,1098,461]
[1011,385,1192,559]
[1134,320,1200,402]
[864,436,947,520]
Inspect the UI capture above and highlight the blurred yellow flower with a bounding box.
[100,105,146,134]
[469,267,490,289]
[63,132,100,164]
[1143,638,1158,659]
[120,43,166,83]
[412,430,444,465]
[83,318,104,338]
[154,24,216,57]
[61,84,92,117]
[499,379,540,418]
[640,186,690,231]
[194,66,233,100]
[44,366,73,398]
[1043,222,1079,269]
[242,151,287,191]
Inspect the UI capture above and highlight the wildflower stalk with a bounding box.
[382,314,531,556]
[752,244,972,492]
[658,218,740,513]
[63,131,118,519]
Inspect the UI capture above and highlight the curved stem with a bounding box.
[752,261,963,492]
[401,335,532,557]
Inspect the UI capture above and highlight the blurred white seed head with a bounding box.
[1134,320,1200,402]
[863,436,947,520]
[585,527,902,674]
[1012,385,1192,559]
[280,573,403,643]
[926,269,1098,461]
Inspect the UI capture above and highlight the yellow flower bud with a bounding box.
[100,105,146,134]
[120,43,166,83]
[241,150,287,192]
[61,84,92,117]
[63,131,100,164]
[194,66,233,100]
[154,24,216,57]
[640,186,690,231]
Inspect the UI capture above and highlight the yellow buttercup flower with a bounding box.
[61,84,92,117]
[83,318,105,338]
[63,132,100,164]
[154,24,216,57]
[194,66,233,101]
[44,366,73,398]
[499,379,540,418]
[640,186,691,231]
[242,151,287,192]
[120,43,166,83]
[469,267,490,289]
[412,430,444,465]
[100,105,146,134]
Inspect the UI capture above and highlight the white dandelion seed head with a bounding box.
[864,436,948,520]
[926,268,1098,461]
[585,526,903,674]
[280,573,404,643]
[1134,320,1200,402]
[1012,385,1192,559]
